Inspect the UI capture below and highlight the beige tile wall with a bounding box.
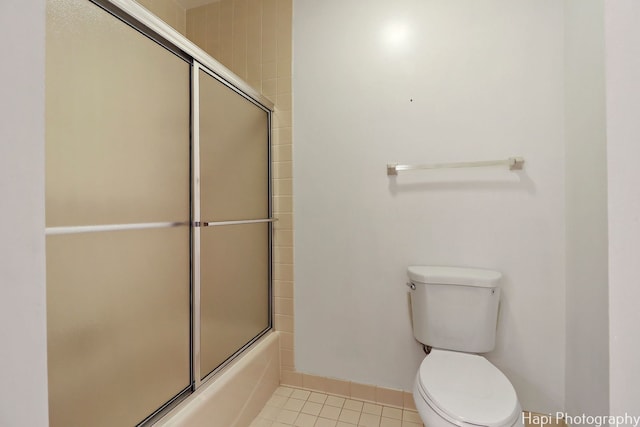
[185,0,291,95]
[136,0,187,35]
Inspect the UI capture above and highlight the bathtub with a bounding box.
[155,331,280,427]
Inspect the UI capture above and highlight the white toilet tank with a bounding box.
[408,266,502,353]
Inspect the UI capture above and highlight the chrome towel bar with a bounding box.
[386,157,525,176]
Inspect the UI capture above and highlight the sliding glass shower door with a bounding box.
[46,0,191,426]
[195,69,271,380]
[45,0,272,425]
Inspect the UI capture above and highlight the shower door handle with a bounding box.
[193,218,277,227]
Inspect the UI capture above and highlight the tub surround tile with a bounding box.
[262,60,277,80]
[274,297,293,316]
[277,59,291,77]
[273,264,293,284]
[262,78,277,96]
[281,349,295,370]
[280,332,294,349]
[274,314,293,333]
[274,281,294,299]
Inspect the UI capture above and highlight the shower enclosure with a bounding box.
[45,0,273,425]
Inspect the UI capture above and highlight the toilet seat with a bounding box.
[416,349,520,427]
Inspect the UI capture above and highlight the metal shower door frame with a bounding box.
[60,0,275,423]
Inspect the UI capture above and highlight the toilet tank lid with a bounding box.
[407,266,502,287]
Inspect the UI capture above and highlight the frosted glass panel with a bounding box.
[46,0,192,425]
[200,223,270,377]
[199,70,269,221]
[46,0,190,227]
[46,227,191,427]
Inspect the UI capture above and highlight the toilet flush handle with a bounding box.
[406,282,416,290]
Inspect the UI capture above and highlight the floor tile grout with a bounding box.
[250,385,424,427]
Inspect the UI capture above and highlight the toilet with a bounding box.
[408,266,524,427]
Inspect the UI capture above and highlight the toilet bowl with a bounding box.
[407,266,523,427]
[413,349,523,427]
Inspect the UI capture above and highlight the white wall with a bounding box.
[605,0,640,417]
[294,0,565,412]
[0,1,49,426]
[564,0,609,420]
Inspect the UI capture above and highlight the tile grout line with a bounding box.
[251,385,424,427]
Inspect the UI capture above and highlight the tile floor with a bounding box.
[250,386,424,427]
